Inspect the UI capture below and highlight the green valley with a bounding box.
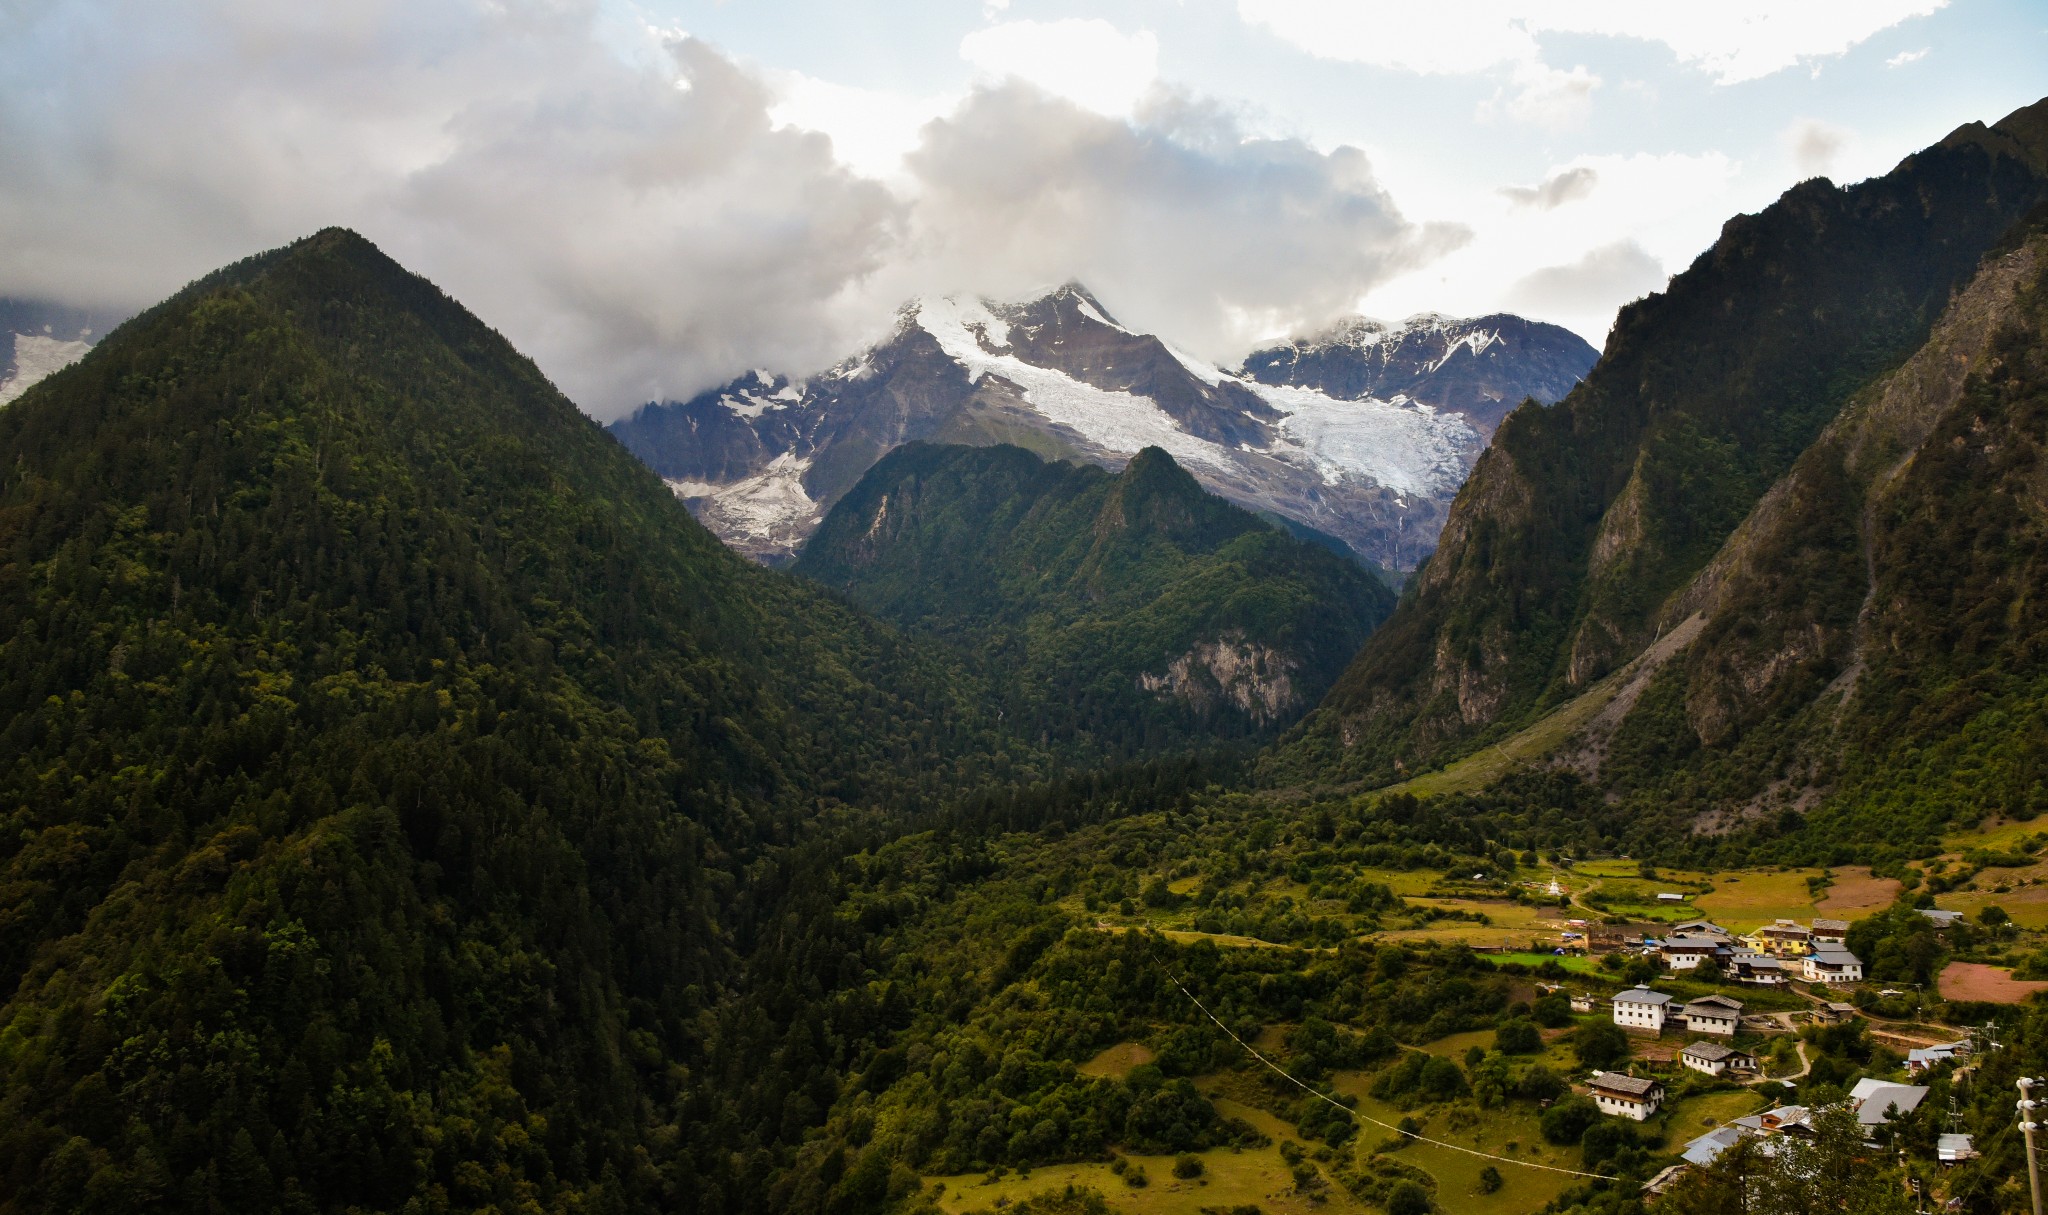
[11,91,2048,1215]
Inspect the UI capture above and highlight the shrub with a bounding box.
[1496,1019,1542,1054]
[1575,1021,1631,1071]
[1387,1180,1432,1215]
[1172,1154,1204,1179]
[1516,1064,1567,1103]
[1541,1095,1600,1145]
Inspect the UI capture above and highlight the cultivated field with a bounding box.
[1814,868,1902,918]
[1696,869,1825,924]
[1937,962,2048,1003]
[1939,884,2048,929]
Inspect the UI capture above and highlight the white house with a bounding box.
[1613,987,1673,1032]
[1803,946,1864,984]
[1727,952,1787,986]
[1681,994,1744,1037]
[1588,1071,1664,1120]
[1658,935,1723,970]
[1681,1041,1757,1076]
[1810,918,1850,945]
[1939,1133,1979,1163]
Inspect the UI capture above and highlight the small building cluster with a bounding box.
[1642,918,1863,985]
[1674,1080,1939,1169]
[1610,988,1747,1037]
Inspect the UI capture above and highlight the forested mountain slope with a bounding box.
[795,442,1396,751]
[0,230,1028,1213]
[1574,221,2048,849]
[1269,96,2048,788]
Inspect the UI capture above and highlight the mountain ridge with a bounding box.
[1268,96,2048,790]
[0,227,1031,1213]
[611,286,1594,570]
[794,441,1397,749]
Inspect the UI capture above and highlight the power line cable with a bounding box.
[1167,972,1614,1182]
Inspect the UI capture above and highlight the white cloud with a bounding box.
[1503,239,1667,324]
[771,74,958,178]
[0,1,906,415]
[893,85,1466,360]
[1887,47,1930,67]
[1500,166,1599,209]
[1360,150,1736,340]
[0,0,1471,413]
[1239,0,1947,86]
[1486,60,1601,131]
[958,18,1160,117]
[1786,118,1850,177]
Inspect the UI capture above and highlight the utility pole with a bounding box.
[2021,1076,2045,1215]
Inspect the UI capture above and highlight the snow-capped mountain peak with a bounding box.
[610,287,1598,568]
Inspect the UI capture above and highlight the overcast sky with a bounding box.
[2,1,2044,418]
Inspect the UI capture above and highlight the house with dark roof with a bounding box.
[1681,994,1744,1036]
[1810,918,1850,944]
[1588,1071,1664,1120]
[1670,920,1732,940]
[1727,952,1787,986]
[1681,1041,1756,1076]
[1658,935,1725,971]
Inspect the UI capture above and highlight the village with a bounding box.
[930,835,2048,1215]
[1552,908,1993,1197]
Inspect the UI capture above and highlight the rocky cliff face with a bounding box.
[1138,633,1300,724]
[610,287,1593,569]
[1268,97,2048,789]
[1241,312,1596,436]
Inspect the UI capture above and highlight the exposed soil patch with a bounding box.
[1817,867,1901,917]
[1937,962,2048,1004]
